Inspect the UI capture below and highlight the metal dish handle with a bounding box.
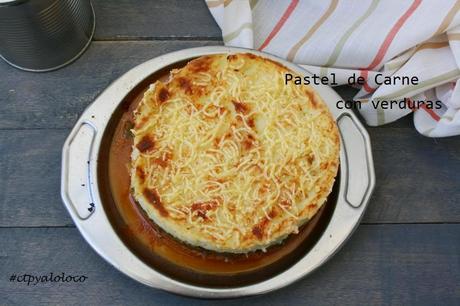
[337,112,374,208]
[61,120,97,220]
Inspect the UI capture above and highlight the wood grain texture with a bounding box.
[1,1,458,305]
[1,127,459,227]
[0,41,221,130]
[92,0,221,40]
[0,130,72,227]
[1,225,459,305]
[366,127,460,223]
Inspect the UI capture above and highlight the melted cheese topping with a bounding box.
[131,53,340,253]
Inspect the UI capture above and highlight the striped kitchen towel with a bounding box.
[205,0,460,137]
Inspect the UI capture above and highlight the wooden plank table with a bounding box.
[1,1,459,305]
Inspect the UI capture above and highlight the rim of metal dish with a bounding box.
[61,46,376,298]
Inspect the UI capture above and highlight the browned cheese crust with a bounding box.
[131,53,340,253]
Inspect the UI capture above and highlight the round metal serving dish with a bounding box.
[61,46,375,298]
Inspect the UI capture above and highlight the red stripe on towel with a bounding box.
[258,0,299,51]
[420,103,441,121]
[363,0,422,92]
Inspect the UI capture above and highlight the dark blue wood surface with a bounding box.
[0,1,459,305]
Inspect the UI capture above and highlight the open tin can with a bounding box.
[61,46,375,298]
[0,0,95,72]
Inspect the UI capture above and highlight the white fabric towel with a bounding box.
[206,0,460,137]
